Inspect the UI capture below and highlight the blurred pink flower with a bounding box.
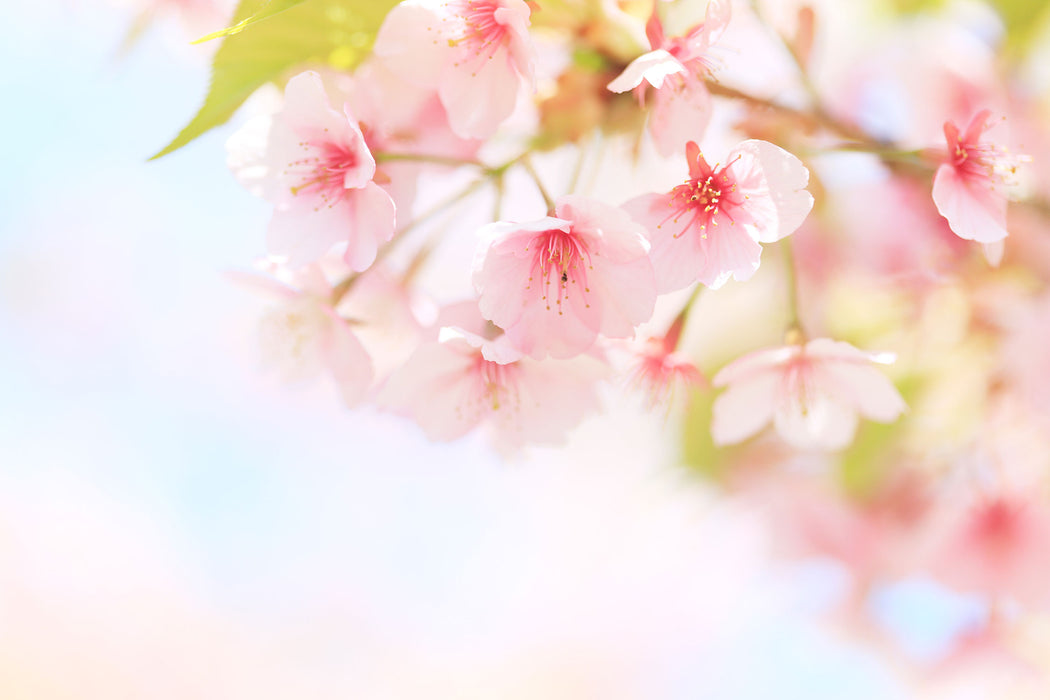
[625,140,813,292]
[626,314,706,408]
[927,491,1050,609]
[373,0,537,139]
[231,262,374,408]
[932,110,1025,245]
[607,0,730,156]
[711,338,905,451]
[378,302,606,445]
[340,60,483,212]
[226,71,396,270]
[473,195,657,360]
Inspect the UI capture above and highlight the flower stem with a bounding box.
[329,176,490,306]
[781,237,805,341]
[373,151,484,169]
[519,154,556,212]
[664,284,704,352]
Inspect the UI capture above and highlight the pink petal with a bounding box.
[701,0,732,45]
[817,362,906,423]
[440,44,521,139]
[377,341,480,441]
[372,0,447,88]
[983,239,1005,266]
[320,312,375,408]
[473,218,572,328]
[803,338,890,364]
[694,217,764,289]
[711,371,779,445]
[496,355,606,446]
[649,78,712,158]
[726,140,814,243]
[607,50,684,93]
[226,114,280,200]
[773,392,859,451]
[267,197,356,268]
[555,195,650,263]
[932,164,1009,243]
[343,183,396,272]
[623,193,706,294]
[280,71,354,137]
[495,1,537,90]
[505,289,601,359]
[480,333,525,364]
[585,255,657,338]
[712,345,800,387]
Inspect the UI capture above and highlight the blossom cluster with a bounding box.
[170,0,1050,688]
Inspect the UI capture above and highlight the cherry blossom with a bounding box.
[226,71,396,271]
[607,0,730,155]
[625,140,813,293]
[926,490,1050,609]
[625,314,706,408]
[373,0,537,139]
[231,262,374,408]
[932,110,1026,245]
[473,195,657,360]
[711,338,906,451]
[378,302,606,445]
[340,60,482,212]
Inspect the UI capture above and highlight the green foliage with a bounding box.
[680,387,741,482]
[152,0,397,160]
[192,0,309,43]
[988,0,1050,56]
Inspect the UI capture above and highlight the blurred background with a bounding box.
[0,1,1040,697]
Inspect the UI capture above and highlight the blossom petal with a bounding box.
[774,393,859,451]
[727,140,814,243]
[649,78,712,157]
[377,341,480,441]
[695,215,764,288]
[440,44,521,139]
[607,49,685,92]
[372,0,447,88]
[711,371,779,445]
[267,197,355,268]
[343,183,397,272]
[321,311,375,408]
[932,164,1009,243]
[818,362,906,423]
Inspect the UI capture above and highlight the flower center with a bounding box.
[955,141,1022,191]
[659,159,740,240]
[447,0,510,67]
[286,138,360,209]
[973,499,1021,544]
[525,229,593,315]
[473,355,519,411]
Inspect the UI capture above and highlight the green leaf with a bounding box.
[988,0,1050,56]
[192,0,309,43]
[151,0,398,160]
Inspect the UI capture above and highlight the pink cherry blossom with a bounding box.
[230,262,374,408]
[711,338,906,451]
[473,195,657,360]
[378,302,606,445]
[932,110,1026,245]
[625,140,813,293]
[339,60,483,212]
[226,71,395,271]
[926,490,1050,608]
[626,314,706,408]
[373,0,537,140]
[607,0,730,155]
